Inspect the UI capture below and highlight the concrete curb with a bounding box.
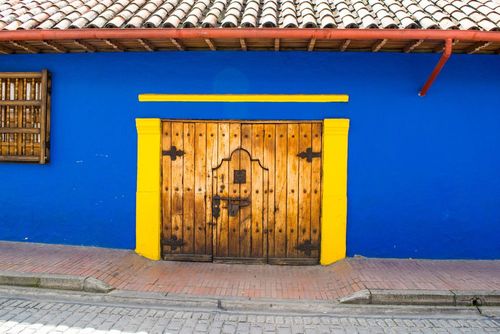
[339,288,500,306]
[1,271,499,309]
[107,290,340,313]
[0,271,113,293]
[0,286,487,317]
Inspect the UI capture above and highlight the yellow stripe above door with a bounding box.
[139,94,349,103]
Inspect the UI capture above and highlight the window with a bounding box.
[0,70,51,163]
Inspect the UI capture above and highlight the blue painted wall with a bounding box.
[0,51,499,259]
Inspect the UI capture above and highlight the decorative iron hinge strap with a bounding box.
[297,147,321,162]
[295,240,319,256]
[162,236,185,251]
[163,146,184,160]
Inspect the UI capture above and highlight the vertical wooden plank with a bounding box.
[45,74,51,161]
[35,79,40,157]
[170,122,184,254]
[9,79,13,156]
[194,122,207,255]
[11,79,17,156]
[286,123,299,257]
[251,159,264,258]
[228,123,241,257]
[0,79,4,156]
[239,124,252,257]
[161,122,172,257]
[263,124,276,258]
[1,79,6,155]
[206,122,218,256]
[29,78,35,156]
[216,122,230,257]
[211,160,219,257]
[262,168,269,261]
[16,78,23,155]
[311,123,322,259]
[298,123,312,258]
[39,70,48,163]
[252,124,264,162]
[183,122,195,254]
[4,79,10,156]
[274,124,288,258]
[251,124,264,258]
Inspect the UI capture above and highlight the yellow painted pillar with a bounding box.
[135,118,162,260]
[321,119,350,265]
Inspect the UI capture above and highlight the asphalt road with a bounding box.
[0,287,499,333]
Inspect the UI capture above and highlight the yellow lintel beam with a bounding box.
[139,94,349,103]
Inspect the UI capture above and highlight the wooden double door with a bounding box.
[161,120,322,264]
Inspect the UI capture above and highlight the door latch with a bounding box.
[212,194,221,219]
[212,196,251,217]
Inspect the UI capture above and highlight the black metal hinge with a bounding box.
[163,146,184,160]
[162,236,185,251]
[295,240,319,256]
[297,147,321,162]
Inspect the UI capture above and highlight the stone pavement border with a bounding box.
[2,285,499,318]
[0,271,113,293]
[1,286,499,334]
[340,288,500,307]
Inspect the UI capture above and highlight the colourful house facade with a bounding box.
[1,0,499,264]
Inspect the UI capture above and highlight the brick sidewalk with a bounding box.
[0,241,498,301]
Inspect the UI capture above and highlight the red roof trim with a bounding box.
[0,28,499,43]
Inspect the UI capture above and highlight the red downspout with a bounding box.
[419,39,453,97]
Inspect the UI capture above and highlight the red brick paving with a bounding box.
[0,241,498,301]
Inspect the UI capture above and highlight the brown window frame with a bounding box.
[0,70,51,164]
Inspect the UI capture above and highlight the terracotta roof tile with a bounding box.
[0,0,498,31]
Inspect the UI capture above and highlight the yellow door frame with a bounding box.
[320,119,350,265]
[135,118,350,264]
[135,118,162,260]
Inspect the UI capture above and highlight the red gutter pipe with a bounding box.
[419,39,453,97]
[0,28,499,43]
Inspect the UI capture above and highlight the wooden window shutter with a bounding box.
[0,70,51,163]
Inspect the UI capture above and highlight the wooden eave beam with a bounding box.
[138,38,155,51]
[0,44,13,54]
[41,40,66,53]
[340,39,351,52]
[465,41,492,54]
[371,38,387,52]
[104,39,124,51]
[239,38,247,51]
[404,39,424,53]
[9,41,38,53]
[170,38,185,51]
[73,40,96,52]
[307,38,316,51]
[274,38,280,51]
[205,38,216,51]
